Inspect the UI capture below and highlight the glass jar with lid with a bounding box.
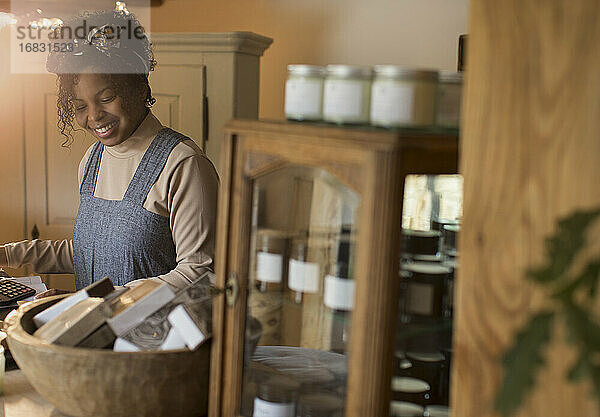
[323,65,373,124]
[391,376,432,405]
[323,226,356,353]
[435,70,463,128]
[400,262,451,320]
[254,375,300,417]
[390,401,425,417]
[255,232,288,293]
[401,229,442,264]
[425,405,451,417]
[370,66,438,128]
[287,237,320,304]
[285,65,326,121]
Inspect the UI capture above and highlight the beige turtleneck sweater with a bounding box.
[0,112,218,290]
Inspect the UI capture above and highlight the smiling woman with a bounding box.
[0,9,219,292]
[69,73,149,147]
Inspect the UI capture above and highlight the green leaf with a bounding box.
[563,301,600,351]
[591,269,600,301]
[495,311,555,417]
[568,355,600,411]
[567,354,591,382]
[561,296,600,411]
[566,350,600,410]
[552,261,600,301]
[527,209,600,285]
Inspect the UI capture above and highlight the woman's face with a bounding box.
[72,73,146,147]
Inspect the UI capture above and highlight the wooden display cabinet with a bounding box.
[209,119,459,417]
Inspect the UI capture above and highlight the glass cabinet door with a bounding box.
[239,166,360,417]
[391,174,462,417]
[215,120,459,417]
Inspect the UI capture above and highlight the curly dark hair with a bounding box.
[47,10,157,145]
[56,72,156,145]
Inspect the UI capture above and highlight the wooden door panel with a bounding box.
[22,75,92,289]
[44,89,96,230]
[149,64,205,147]
[0,71,27,277]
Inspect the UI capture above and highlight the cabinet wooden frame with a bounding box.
[210,119,458,417]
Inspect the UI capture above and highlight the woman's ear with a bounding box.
[144,82,155,108]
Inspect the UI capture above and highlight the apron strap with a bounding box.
[79,141,104,195]
[122,127,189,206]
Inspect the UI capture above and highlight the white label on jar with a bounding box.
[407,282,433,316]
[256,252,283,283]
[323,79,363,118]
[253,397,295,417]
[371,82,414,124]
[324,275,355,311]
[285,78,322,118]
[288,259,320,293]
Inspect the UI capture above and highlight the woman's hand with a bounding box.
[34,288,74,299]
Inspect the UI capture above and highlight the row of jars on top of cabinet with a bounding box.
[284,64,463,128]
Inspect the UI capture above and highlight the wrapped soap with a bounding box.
[167,303,211,350]
[33,277,115,328]
[107,281,175,336]
[34,298,112,346]
[77,324,116,349]
[117,272,214,351]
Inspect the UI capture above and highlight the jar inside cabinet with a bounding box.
[241,166,359,416]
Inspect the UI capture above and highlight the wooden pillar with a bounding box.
[454,1,600,416]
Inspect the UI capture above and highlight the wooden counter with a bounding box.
[1,370,70,417]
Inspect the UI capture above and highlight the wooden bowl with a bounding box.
[5,295,210,417]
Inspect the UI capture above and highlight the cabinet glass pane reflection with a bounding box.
[241,166,360,417]
[392,174,462,417]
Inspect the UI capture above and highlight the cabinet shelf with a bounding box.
[236,118,459,139]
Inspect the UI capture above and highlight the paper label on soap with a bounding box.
[324,275,355,311]
[253,398,295,417]
[371,82,414,124]
[323,80,363,118]
[256,252,283,283]
[288,259,320,293]
[285,79,322,117]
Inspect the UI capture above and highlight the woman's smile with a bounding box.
[91,120,120,138]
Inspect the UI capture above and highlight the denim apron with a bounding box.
[73,128,186,289]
